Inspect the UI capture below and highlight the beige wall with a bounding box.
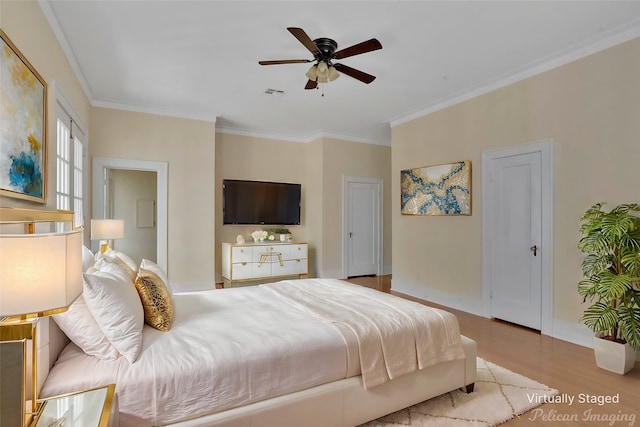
[90,108,215,291]
[215,133,313,277]
[320,138,392,278]
[215,133,392,281]
[0,0,90,212]
[392,37,640,348]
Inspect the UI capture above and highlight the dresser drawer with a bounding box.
[290,244,308,259]
[286,258,308,275]
[231,262,253,280]
[231,246,252,263]
[252,261,272,277]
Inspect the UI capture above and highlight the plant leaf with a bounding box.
[597,271,633,300]
[581,301,619,334]
[618,304,640,350]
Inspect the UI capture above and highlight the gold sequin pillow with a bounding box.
[135,268,174,332]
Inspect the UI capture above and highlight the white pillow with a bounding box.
[139,259,172,293]
[82,245,95,272]
[52,294,120,360]
[83,268,144,363]
[93,257,132,283]
[101,249,138,281]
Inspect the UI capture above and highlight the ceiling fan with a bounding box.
[259,27,382,90]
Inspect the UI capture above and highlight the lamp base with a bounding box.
[0,317,40,426]
[0,340,26,427]
[99,241,111,253]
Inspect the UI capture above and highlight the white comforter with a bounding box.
[41,279,464,426]
[263,279,464,388]
[42,285,351,426]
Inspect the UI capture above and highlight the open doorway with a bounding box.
[108,169,157,265]
[92,157,168,272]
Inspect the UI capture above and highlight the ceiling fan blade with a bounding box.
[333,38,382,60]
[333,63,376,84]
[259,59,312,65]
[305,79,318,90]
[287,27,320,55]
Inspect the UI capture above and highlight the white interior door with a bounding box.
[343,177,382,278]
[487,151,543,329]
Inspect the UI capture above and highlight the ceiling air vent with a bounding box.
[263,89,285,97]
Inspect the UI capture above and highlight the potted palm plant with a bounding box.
[578,203,640,374]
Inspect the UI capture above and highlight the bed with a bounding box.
[1,208,476,427]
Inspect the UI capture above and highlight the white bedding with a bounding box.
[41,279,465,427]
[263,279,464,388]
[41,285,355,426]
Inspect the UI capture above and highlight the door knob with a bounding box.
[530,245,538,256]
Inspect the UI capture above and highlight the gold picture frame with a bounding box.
[0,28,48,203]
[401,160,471,216]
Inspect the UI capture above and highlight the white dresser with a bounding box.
[221,242,308,286]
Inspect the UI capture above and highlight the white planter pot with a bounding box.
[593,336,636,374]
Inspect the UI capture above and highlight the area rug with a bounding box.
[360,357,559,426]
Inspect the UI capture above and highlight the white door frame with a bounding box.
[93,157,168,273]
[342,176,383,278]
[481,139,554,335]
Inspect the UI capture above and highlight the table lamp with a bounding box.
[0,230,83,426]
[90,219,124,253]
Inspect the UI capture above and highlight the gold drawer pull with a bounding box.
[241,262,247,266]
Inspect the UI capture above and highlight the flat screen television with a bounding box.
[223,179,301,225]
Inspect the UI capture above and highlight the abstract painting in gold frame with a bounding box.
[401,160,471,216]
[0,29,47,203]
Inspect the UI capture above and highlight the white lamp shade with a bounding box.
[91,219,125,240]
[0,230,83,318]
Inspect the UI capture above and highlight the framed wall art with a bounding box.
[0,29,47,203]
[401,160,471,216]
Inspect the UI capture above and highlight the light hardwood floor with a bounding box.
[345,275,640,426]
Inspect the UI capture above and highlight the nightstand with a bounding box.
[31,384,117,427]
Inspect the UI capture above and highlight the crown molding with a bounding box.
[39,0,95,102]
[92,100,218,123]
[216,126,389,146]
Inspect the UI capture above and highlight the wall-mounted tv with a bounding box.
[223,179,301,225]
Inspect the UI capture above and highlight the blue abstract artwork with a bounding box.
[401,161,471,215]
[1,30,46,202]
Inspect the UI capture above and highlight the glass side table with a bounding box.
[32,384,117,427]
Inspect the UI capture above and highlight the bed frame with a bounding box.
[1,207,477,427]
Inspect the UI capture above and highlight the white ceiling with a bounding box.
[40,1,640,146]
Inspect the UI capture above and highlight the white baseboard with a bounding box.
[390,278,485,317]
[391,279,640,362]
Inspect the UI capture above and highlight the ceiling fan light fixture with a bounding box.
[305,64,318,80]
[316,61,329,79]
[259,28,382,90]
[328,65,339,81]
